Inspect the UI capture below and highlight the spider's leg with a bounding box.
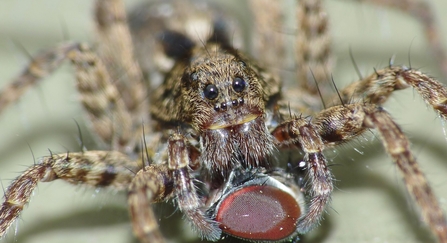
[248,0,334,92]
[249,0,333,114]
[361,105,447,242]
[0,43,76,114]
[273,103,447,241]
[69,43,137,151]
[0,150,138,237]
[272,118,334,234]
[94,0,147,131]
[294,0,333,95]
[360,0,447,79]
[0,42,140,152]
[336,66,447,120]
[313,103,447,242]
[247,0,285,74]
[128,164,173,243]
[0,0,147,153]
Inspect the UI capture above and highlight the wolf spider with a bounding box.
[0,0,446,242]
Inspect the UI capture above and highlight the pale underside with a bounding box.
[0,1,446,243]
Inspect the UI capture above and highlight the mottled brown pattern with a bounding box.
[0,151,138,236]
[1,0,447,243]
[363,106,447,242]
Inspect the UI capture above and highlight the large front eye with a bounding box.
[232,77,246,93]
[204,84,219,100]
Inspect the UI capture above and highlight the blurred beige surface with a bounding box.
[0,1,447,243]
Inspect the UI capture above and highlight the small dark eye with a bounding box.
[204,84,219,100]
[190,72,198,81]
[232,77,246,93]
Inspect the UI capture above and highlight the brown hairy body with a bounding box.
[0,1,447,243]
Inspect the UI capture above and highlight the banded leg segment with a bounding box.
[295,0,333,94]
[128,165,174,243]
[0,43,78,114]
[69,43,136,151]
[0,150,137,237]
[314,104,447,242]
[337,66,447,120]
[248,0,333,96]
[0,42,140,152]
[363,106,447,242]
[95,0,147,124]
[273,103,447,241]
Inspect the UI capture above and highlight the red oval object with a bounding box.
[216,184,301,241]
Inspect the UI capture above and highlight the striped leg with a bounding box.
[0,150,138,237]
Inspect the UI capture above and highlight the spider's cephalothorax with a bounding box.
[1,0,447,243]
[152,38,279,184]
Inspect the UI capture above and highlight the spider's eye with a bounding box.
[190,72,199,82]
[204,84,219,100]
[232,77,246,93]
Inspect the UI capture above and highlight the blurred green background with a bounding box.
[0,1,447,243]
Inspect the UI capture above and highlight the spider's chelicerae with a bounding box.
[1,0,447,243]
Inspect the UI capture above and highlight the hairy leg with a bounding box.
[0,150,138,237]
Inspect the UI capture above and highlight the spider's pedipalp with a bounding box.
[272,118,334,234]
[168,133,221,241]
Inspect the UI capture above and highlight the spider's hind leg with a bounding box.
[0,0,148,153]
[0,42,140,152]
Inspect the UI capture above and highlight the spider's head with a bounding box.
[181,45,267,131]
[178,45,276,181]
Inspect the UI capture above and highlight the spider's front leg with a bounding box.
[0,151,138,237]
[337,66,447,120]
[274,103,447,242]
[128,164,172,243]
[128,133,221,243]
